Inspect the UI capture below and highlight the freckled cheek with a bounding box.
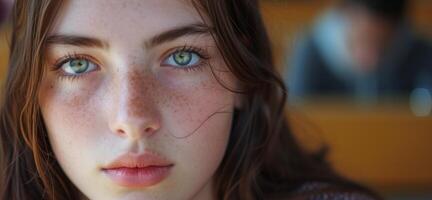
[40,80,104,148]
[172,100,233,183]
[159,76,236,137]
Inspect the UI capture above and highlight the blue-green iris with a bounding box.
[69,59,90,74]
[173,51,193,66]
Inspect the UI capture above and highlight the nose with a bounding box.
[108,70,162,140]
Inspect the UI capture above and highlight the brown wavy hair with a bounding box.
[0,0,378,199]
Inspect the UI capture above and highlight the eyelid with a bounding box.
[50,45,208,77]
[50,53,101,80]
[52,53,101,70]
[160,45,210,63]
[160,47,209,72]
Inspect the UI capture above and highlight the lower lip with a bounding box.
[103,165,172,188]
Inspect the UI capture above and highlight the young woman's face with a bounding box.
[38,0,238,199]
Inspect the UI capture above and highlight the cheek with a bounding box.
[159,82,234,195]
[155,69,236,186]
[157,64,237,138]
[175,113,232,188]
[40,80,99,129]
[161,84,234,138]
[38,79,104,164]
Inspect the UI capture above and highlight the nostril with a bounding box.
[117,129,126,135]
[144,127,154,133]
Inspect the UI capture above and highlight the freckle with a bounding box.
[62,95,88,129]
[68,93,85,110]
[127,70,159,117]
[121,1,128,8]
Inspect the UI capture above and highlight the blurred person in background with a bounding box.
[285,0,432,106]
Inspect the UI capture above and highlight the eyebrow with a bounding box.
[146,23,212,48]
[45,23,212,49]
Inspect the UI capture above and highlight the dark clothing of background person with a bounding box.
[284,8,432,105]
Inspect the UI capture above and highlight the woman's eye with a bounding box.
[60,58,98,75]
[163,50,201,68]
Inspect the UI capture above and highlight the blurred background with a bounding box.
[260,0,432,199]
[0,0,431,199]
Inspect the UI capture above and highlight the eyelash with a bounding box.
[51,45,210,80]
[163,45,210,72]
[52,53,98,81]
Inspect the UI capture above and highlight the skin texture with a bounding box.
[38,0,239,199]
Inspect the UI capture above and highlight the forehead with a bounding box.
[52,0,204,40]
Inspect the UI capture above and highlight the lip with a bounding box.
[102,152,174,188]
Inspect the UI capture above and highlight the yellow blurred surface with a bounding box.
[289,101,432,192]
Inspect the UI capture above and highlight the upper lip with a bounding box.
[103,152,173,169]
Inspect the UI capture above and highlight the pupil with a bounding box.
[70,59,88,73]
[174,52,191,65]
